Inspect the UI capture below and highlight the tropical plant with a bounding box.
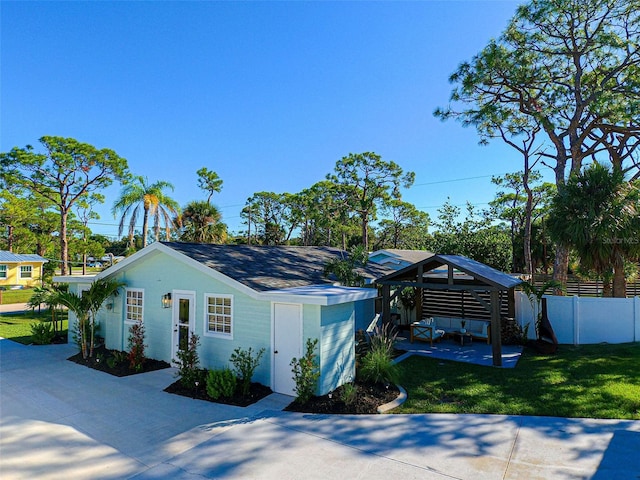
[398,287,417,325]
[291,338,320,404]
[30,320,55,345]
[547,163,640,297]
[28,284,68,334]
[359,323,399,386]
[112,175,180,249]
[520,280,564,337]
[178,200,227,243]
[56,278,124,359]
[230,346,265,397]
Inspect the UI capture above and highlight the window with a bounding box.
[205,294,233,337]
[0,265,6,279]
[125,289,144,323]
[19,265,33,279]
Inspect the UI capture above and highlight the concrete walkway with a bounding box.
[1,339,640,479]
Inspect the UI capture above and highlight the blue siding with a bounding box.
[354,298,376,332]
[99,252,272,386]
[318,302,355,395]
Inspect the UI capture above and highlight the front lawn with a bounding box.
[0,311,68,345]
[395,343,640,420]
[0,288,35,304]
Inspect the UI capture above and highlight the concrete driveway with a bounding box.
[1,338,640,479]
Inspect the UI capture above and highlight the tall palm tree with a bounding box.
[178,200,227,243]
[56,279,124,359]
[547,163,640,297]
[112,176,180,248]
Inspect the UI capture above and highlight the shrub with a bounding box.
[30,321,55,345]
[174,333,202,388]
[359,323,399,386]
[291,338,320,404]
[230,346,265,397]
[206,368,237,400]
[107,350,128,369]
[341,382,358,406]
[127,321,146,371]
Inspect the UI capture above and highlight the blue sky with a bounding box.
[1,0,528,238]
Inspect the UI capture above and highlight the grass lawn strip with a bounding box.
[395,343,640,420]
[0,311,68,344]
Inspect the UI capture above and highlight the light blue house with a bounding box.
[55,242,381,396]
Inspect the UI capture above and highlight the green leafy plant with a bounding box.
[341,382,358,406]
[174,333,202,388]
[30,321,55,345]
[230,346,265,397]
[206,368,237,400]
[127,321,146,372]
[291,338,320,404]
[359,323,399,386]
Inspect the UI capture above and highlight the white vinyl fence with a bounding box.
[515,291,640,345]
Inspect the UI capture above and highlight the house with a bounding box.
[369,249,434,270]
[0,251,48,288]
[54,242,383,396]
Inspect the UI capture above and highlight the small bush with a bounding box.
[341,382,358,406]
[230,346,265,397]
[174,333,202,388]
[127,321,146,371]
[291,338,320,404]
[30,321,55,345]
[206,368,237,400]
[359,323,399,385]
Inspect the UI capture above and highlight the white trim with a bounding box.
[0,264,7,279]
[203,293,234,340]
[124,288,145,324]
[18,265,33,279]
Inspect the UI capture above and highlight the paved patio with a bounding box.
[2,338,640,479]
[394,333,523,368]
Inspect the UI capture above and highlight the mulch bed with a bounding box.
[285,382,400,414]
[164,380,273,407]
[67,345,171,377]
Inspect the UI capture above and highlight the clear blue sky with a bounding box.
[1,0,529,239]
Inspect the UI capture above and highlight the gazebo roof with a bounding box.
[376,254,522,291]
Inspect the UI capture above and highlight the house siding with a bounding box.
[0,261,44,288]
[318,302,356,395]
[98,252,272,386]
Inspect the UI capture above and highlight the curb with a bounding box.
[377,384,407,413]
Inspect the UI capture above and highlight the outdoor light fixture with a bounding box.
[162,292,172,309]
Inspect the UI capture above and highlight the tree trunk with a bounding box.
[142,208,150,247]
[361,214,368,251]
[613,254,627,298]
[7,225,14,252]
[552,244,569,295]
[60,209,69,275]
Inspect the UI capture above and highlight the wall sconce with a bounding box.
[162,292,172,309]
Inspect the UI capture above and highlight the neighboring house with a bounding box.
[0,251,47,288]
[54,242,381,396]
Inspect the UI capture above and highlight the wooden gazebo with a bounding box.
[376,254,523,367]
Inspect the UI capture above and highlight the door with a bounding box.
[273,303,302,395]
[171,291,195,364]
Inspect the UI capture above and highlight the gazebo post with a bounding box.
[490,290,503,367]
[382,284,391,325]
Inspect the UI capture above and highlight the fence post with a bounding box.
[573,295,580,346]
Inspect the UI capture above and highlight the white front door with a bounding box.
[273,303,302,395]
[171,291,195,364]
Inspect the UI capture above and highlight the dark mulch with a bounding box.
[285,382,400,414]
[164,379,273,407]
[68,345,171,377]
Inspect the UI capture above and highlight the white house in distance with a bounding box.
[54,242,389,396]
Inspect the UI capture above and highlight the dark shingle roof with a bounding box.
[161,242,392,292]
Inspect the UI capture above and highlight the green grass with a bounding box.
[395,343,640,420]
[0,288,35,304]
[0,311,68,345]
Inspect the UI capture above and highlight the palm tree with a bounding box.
[178,200,227,243]
[112,176,180,249]
[547,163,640,297]
[56,279,124,359]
